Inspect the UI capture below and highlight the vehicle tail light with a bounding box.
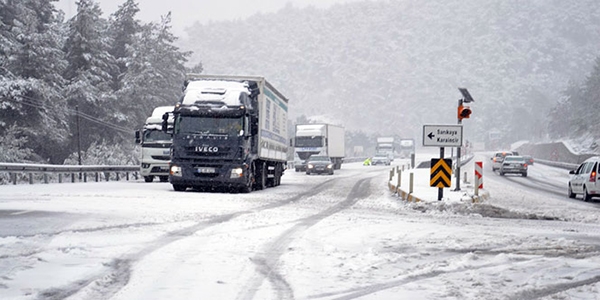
[523,163,528,168]
[591,171,597,182]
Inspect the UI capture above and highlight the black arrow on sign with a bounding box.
[427,132,435,140]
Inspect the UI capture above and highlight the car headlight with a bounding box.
[170,165,182,177]
[307,164,314,169]
[230,167,244,178]
[327,164,333,169]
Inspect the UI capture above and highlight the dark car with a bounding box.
[306,155,334,175]
[522,155,534,165]
[499,155,528,177]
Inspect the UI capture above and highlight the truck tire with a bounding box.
[144,176,154,183]
[172,184,186,192]
[254,162,267,190]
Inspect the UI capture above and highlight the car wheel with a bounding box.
[568,184,576,199]
[522,172,527,177]
[583,187,591,202]
[499,171,504,176]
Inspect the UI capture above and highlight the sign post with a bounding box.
[423,125,463,200]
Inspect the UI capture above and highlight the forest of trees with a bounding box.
[1,0,599,166]
[0,0,197,164]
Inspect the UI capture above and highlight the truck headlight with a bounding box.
[141,163,150,168]
[170,165,182,177]
[230,167,244,178]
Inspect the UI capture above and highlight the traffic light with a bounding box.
[458,105,472,120]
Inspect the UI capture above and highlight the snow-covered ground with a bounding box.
[1,154,600,299]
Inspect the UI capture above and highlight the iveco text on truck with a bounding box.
[135,106,174,182]
[293,124,345,170]
[163,75,289,192]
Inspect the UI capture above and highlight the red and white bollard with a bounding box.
[475,161,483,196]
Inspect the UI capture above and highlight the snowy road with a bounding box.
[1,158,600,299]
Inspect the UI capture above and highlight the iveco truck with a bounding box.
[163,74,289,192]
[293,124,345,170]
[135,106,174,182]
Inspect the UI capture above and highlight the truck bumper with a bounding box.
[168,162,248,189]
[140,163,170,177]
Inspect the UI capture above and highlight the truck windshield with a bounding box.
[176,116,243,136]
[296,136,323,147]
[144,130,172,143]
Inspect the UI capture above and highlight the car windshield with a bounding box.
[504,156,524,162]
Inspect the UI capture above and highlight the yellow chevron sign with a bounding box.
[430,158,452,188]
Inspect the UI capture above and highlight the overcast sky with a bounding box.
[56,0,364,35]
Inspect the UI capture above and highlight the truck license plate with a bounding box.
[197,167,216,174]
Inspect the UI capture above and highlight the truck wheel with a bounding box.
[159,176,169,182]
[172,184,186,191]
[254,163,267,190]
[144,176,154,183]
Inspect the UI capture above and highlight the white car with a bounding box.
[371,153,391,166]
[568,156,600,202]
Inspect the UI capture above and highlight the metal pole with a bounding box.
[455,99,462,191]
[438,147,444,201]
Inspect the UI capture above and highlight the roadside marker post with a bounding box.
[474,161,483,196]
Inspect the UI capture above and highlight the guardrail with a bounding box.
[533,159,579,170]
[0,163,139,185]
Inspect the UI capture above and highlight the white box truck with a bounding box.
[163,74,289,192]
[135,106,174,182]
[376,136,395,161]
[293,124,345,170]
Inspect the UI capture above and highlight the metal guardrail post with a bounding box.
[59,173,63,183]
[84,173,87,182]
[126,172,130,181]
[11,173,16,185]
[116,173,120,181]
[397,169,401,188]
[409,173,414,194]
[29,173,33,184]
[95,172,99,182]
[44,173,48,184]
[71,173,75,183]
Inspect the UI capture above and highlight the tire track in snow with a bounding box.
[34,178,342,300]
[238,176,374,300]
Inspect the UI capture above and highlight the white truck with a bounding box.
[293,124,345,170]
[398,138,415,158]
[135,106,174,182]
[376,136,395,161]
[163,74,289,192]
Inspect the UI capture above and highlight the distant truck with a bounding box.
[376,136,395,161]
[163,74,289,192]
[398,138,415,158]
[135,106,174,183]
[293,124,345,170]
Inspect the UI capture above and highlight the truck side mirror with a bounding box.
[162,113,169,132]
[135,130,141,144]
